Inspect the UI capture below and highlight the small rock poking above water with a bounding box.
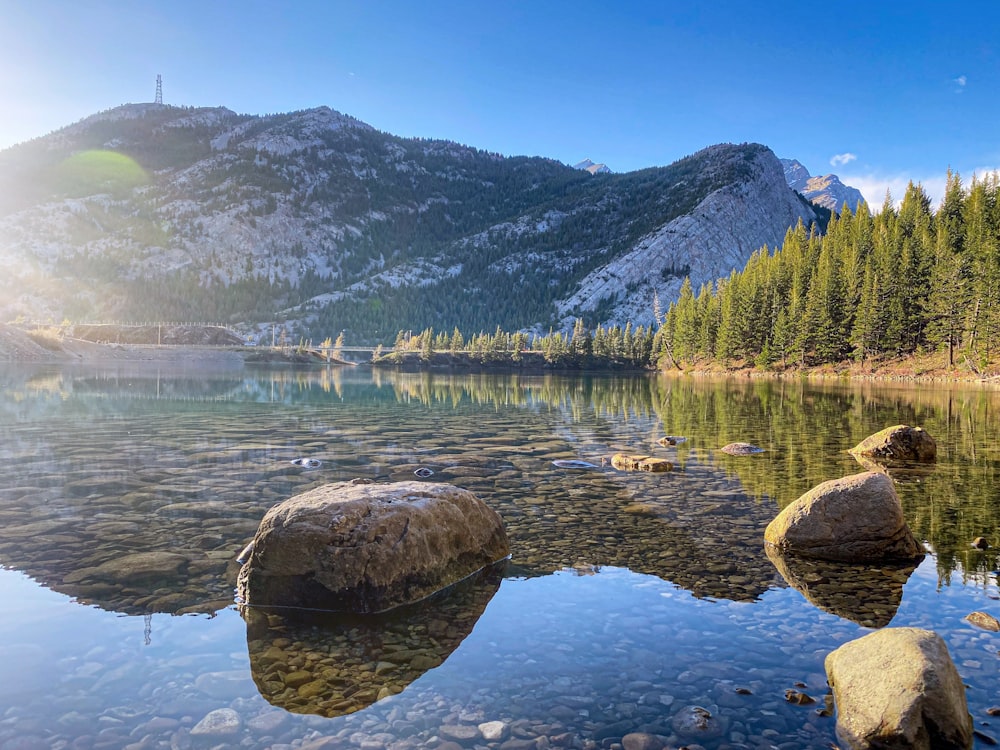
[657,435,687,447]
[965,611,1000,632]
[611,454,672,472]
[551,459,600,469]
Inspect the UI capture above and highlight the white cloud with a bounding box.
[839,172,944,210]
[830,152,857,167]
[841,164,999,212]
[954,75,967,93]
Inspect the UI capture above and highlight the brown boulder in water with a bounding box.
[825,628,972,750]
[849,425,937,463]
[237,481,509,613]
[611,454,673,472]
[764,472,923,562]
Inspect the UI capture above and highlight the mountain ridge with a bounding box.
[0,103,818,339]
[780,158,865,211]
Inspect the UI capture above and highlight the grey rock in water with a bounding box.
[622,732,666,750]
[237,480,509,612]
[825,628,973,750]
[671,705,725,739]
[190,708,243,737]
[478,720,509,741]
[720,442,765,455]
[764,471,923,561]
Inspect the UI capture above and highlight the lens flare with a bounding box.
[54,150,147,196]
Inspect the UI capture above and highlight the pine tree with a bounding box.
[570,318,592,361]
[850,257,879,363]
[926,171,967,364]
[420,327,434,360]
[965,174,1000,365]
[714,274,742,363]
[894,182,935,352]
[671,277,698,362]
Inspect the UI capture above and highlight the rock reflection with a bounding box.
[241,561,504,717]
[849,452,938,481]
[765,546,920,627]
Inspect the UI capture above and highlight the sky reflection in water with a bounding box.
[0,365,997,749]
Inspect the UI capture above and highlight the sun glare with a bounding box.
[54,150,147,196]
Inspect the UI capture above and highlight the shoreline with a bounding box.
[3,325,998,386]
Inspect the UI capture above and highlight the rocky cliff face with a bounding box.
[781,158,865,212]
[0,103,817,337]
[559,148,816,327]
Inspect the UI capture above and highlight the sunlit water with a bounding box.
[0,365,998,749]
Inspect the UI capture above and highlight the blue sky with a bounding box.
[2,1,998,205]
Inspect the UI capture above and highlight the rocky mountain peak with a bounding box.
[780,158,865,212]
[781,158,811,188]
[573,159,611,175]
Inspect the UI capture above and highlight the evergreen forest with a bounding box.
[659,172,1000,372]
[394,170,1000,376]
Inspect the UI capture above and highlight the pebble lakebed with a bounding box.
[0,370,997,750]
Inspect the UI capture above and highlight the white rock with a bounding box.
[478,720,509,741]
[190,707,242,736]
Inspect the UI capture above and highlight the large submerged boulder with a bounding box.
[850,425,937,463]
[825,628,973,750]
[764,472,923,561]
[237,481,509,613]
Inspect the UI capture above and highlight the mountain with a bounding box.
[573,159,611,175]
[780,158,865,212]
[0,103,817,339]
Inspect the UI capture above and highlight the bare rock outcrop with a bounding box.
[764,472,923,561]
[557,145,817,327]
[236,481,509,613]
[825,628,973,750]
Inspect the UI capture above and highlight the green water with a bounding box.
[0,365,997,749]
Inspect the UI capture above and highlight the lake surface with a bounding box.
[0,365,998,749]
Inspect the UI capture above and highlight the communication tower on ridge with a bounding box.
[155,74,163,105]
